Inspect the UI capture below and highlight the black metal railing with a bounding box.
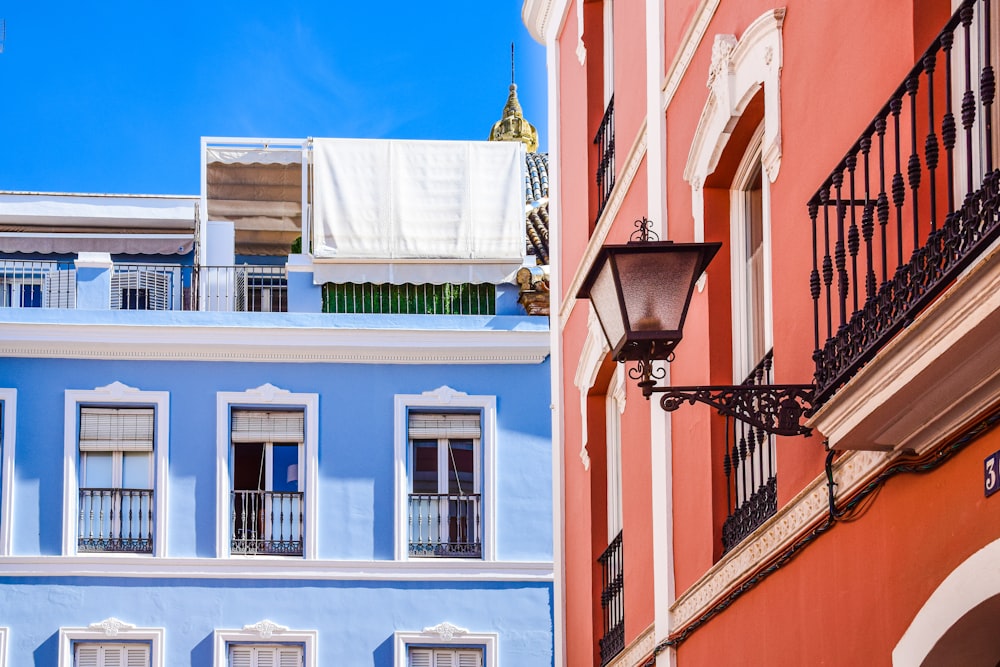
[193,265,288,313]
[598,531,625,665]
[78,488,153,553]
[594,95,616,224]
[0,259,76,308]
[810,0,1000,404]
[721,352,779,553]
[231,490,303,556]
[408,493,482,558]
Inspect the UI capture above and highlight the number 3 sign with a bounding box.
[986,451,1000,497]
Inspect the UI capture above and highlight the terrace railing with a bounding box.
[810,0,1000,404]
[598,531,625,665]
[594,95,616,225]
[0,259,76,308]
[231,490,303,556]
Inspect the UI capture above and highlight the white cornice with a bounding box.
[662,0,721,111]
[522,0,569,44]
[0,322,549,364]
[0,556,554,581]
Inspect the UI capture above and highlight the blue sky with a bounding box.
[0,2,547,195]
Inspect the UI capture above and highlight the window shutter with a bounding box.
[76,645,101,667]
[408,648,433,667]
[276,646,302,667]
[433,650,456,667]
[456,649,482,667]
[408,413,481,439]
[254,647,277,667]
[79,407,155,452]
[231,410,304,443]
[101,645,124,667]
[229,646,254,667]
[124,645,149,667]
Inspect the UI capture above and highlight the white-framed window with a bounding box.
[213,621,316,667]
[394,624,497,667]
[58,618,163,667]
[216,384,318,559]
[63,383,168,557]
[394,387,496,561]
[0,626,7,667]
[0,388,16,556]
[603,0,614,105]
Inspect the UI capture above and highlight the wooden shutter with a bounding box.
[409,648,481,667]
[408,413,481,439]
[75,644,148,667]
[456,649,482,667]
[408,648,433,667]
[277,646,302,667]
[79,407,155,452]
[76,644,101,667]
[231,410,304,443]
[124,645,149,667]
[229,644,301,667]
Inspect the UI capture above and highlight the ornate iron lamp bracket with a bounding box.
[647,383,816,437]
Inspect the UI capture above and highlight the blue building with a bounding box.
[0,96,552,666]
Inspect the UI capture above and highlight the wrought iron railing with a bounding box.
[231,490,303,556]
[0,259,76,308]
[810,0,1000,404]
[323,282,495,315]
[78,488,153,553]
[598,530,625,665]
[194,265,288,313]
[111,264,183,310]
[721,351,778,553]
[594,95,616,224]
[408,493,482,558]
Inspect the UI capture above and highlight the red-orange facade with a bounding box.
[525,0,1000,664]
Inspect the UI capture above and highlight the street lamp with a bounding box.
[577,218,815,437]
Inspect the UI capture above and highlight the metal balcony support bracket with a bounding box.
[643,380,816,437]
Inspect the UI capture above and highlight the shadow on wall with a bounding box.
[33,631,58,666]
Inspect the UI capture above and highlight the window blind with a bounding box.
[79,407,155,452]
[408,413,481,440]
[408,647,483,667]
[231,409,305,443]
[229,644,303,667]
[75,643,150,667]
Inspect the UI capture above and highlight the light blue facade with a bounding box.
[0,140,554,666]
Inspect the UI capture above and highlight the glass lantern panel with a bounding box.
[590,258,626,351]
[615,249,701,334]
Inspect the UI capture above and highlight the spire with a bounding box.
[488,42,539,152]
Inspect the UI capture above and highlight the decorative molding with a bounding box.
[87,617,136,637]
[670,446,893,631]
[242,383,292,403]
[522,0,569,44]
[420,386,469,403]
[421,622,469,641]
[0,323,550,365]
[0,556,554,581]
[0,389,16,557]
[605,623,655,667]
[573,308,611,470]
[662,0,721,106]
[576,0,586,64]
[559,122,649,327]
[684,8,786,241]
[91,381,142,398]
[243,620,288,639]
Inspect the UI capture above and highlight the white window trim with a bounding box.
[394,386,496,561]
[58,617,164,667]
[729,123,774,380]
[216,384,318,559]
[394,623,497,667]
[0,626,7,667]
[213,620,317,667]
[0,388,16,556]
[606,365,625,540]
[63,383,169,557]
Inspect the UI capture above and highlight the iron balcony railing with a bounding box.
[809,0,1000,404]
[78,488,153,553]
[0,259,76,308]
[598,531,625,666]
[194,265,288,313]
[408,493,482,558]
[231,490,303,556]
[721,351,778,553]
[594,95,616,224]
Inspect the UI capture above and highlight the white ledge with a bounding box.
[0,556,554,581]
[808,244,1000,452]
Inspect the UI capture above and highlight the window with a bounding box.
[63,384,168,556]
[407,412,482,558]
[394,625,497,667]
[605,366,624,541]
[77,407,155,553]
[0,388,15,556]
[229,409,304,556]
[74,643,149,667]
[228,644,302,667]
[394,387,496,561]
[216,385,318,559]
[58,619,163,667]
[408,647,482,667]
[213,621,316,667]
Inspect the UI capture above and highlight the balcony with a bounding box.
[809,0,1000,451]
[78,488,153,553]
[230,490,303,556]
[408,493,482,558]
[594,95,616,225]
[598,531,624,665]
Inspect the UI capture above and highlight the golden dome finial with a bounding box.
[489,42,539,152]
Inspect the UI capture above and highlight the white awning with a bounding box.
[0,233,193,255]
[312,139,525,284]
